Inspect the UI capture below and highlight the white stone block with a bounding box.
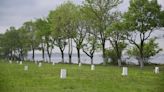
[79,63,82,67]
[91,65,95,70]
[60,69,67,79]
[20,61,22,65]
[38,62,42,67]
[24,65,28,71]
[155,67,159,74]
[9,60,12,64]
[122,67,128,76]
[16,61,19,64]
[52,62,55,65]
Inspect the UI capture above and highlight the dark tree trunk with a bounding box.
[68,39,73,64]
[139,40,144,68]
[102,41,106,65]
[60,48,64,63]
[32,48,35,61]
[42,44,45,61]
[91,56,93,65]
[77,48,81,64]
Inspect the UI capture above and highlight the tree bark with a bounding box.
[77,48,81,64]
[91,56,93,65]
[32,48,35,61]
[68,38,73,64]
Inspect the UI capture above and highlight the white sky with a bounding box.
[0,0,163,33]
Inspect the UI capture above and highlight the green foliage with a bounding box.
[128,38,162,63]
[123,0,162,67]
[105,42,126,64]
[82,0,122,65]
[0,26,30,60]
[160,10,164,27]
[124,0,161,32]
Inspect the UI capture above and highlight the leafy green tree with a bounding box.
[123,0,161,68]
[82,0,122,65]
[73,6,88,64]
[48,1,77,64]
[1,27,19,60]
[160,10,164,27]
[23,21,39,61]
[127,38,162,64]
[83,33,100,65]
[106,14,127,66]
[17,27,31,61]
[35,18,54,62]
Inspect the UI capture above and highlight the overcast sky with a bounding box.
[0,0,164,34]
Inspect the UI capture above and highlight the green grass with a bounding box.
[0,60,164,92]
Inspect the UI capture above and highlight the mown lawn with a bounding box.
[0,60,164,92]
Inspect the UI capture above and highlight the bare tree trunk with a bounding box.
[32,48,35,61]
[77,48,81,64]
[102,41,106,65]
[42,43,45,61]
[68,38,73,64]
[91,56,93,65]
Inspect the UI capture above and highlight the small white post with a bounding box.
[24,65,28,71]
[60,69,67,79]
[16,61,19,64]
[35,61,37,64]
[79,63,82,67]
[122,67,128,76]
[38,62,42,67]
[20,61,22,65]
[154,67,159,74]
[9,60,12,64]
[52,62,55,66]
[91,65,95,70]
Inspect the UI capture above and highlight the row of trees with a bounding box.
[0,0,164,68]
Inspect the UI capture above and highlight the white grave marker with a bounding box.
[154,67,159,74]
[91,65,95,70]
[38,62,42,67]
[79,63,82,67]
[35,61,37,64]
[122,67,128,76]
[20,61,22,65]
[16,61,19,64]
[52,62,55,66]
[9,60,12,64]
[24,65,28,71]
[60,69,67,79]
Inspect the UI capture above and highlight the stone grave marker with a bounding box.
[9,60,12,64]
[38,62,42,67]
[154,67,159,74]
[122,67,128,76]
[24,65,28,71]
[52,62,55,66]
[91,65,95,70]
[20,61,22,65]
[60,69,67,79]
[79,63,82,67]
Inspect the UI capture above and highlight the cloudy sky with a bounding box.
[0,0,164,34]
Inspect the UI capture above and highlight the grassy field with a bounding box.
[0,60,164,92]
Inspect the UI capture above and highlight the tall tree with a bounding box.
[73,6,88,64]
[82,0,122,65]
[23,21,39,61]
[123,0,161,68]
[106,13,127,66]
[48,1,77,64]
[128,38,162,64]
[83,33,100,65]
[35,18,54,62]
